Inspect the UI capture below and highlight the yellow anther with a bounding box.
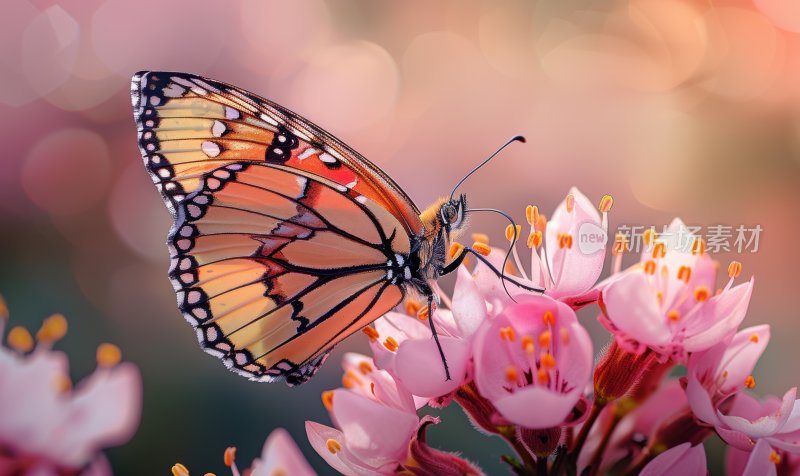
[362,326,379,342]
[358,361,373,375]
[728,261,742,279]
[0,295,8,320]
[526,205,539,226]
[643,260,657,275]
[598,194,613,213]
[652,243,666,259]
[667,309,681,322]
[744,375,756,389]
[521,335,535,354]
[770,451,781,465]
[326,439,342,454]
[565,193,575,213]
[540,352,556,369]
[539,330,552,348]
[171,463,190,476]
[749,334,759,343]
[384,336,399,352]
[722,370,729,379]
[471,233,489,245]
[96,343,121,367]
[537,368,550,384]
[417,305,430,321]
[472,242,491,256]
[342,370,362,389]
[677,266,692,284]
[8,326,34,353]
[322,390,334,411]
[505,366,519,383]
[558,233,573,249]
[560,327,570,344]
[543,310,555,326]
[692,238,705,256]
[694,286,711,302]
[642,228,656,246]
[527,230,542,249]
[505,224,522,242]
[499,326,516,342]
[448,242,465,259]
[37,314,68,343]
[405,299,422,316]
[223,447,236,467]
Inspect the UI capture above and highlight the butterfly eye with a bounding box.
[443,204,458,224]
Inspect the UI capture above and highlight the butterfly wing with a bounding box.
[170,161,407,385]
[131,71,423,235]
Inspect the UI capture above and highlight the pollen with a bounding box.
[728,261,742,279]
[543,310,555,326]
[417,305,430,321]
[472,242,491,256]
[521,335,535,354]
[770,451,781,465]
[643,260,656,275]
[750,334,759,343]
[526,205,539,226]
[677,266,692,284]
[171,463,190,476]
[37,313,68,343]
[692,238,705,256]
[505,224,522,242]
[223,447,236,467]
[558,233,573,249]
[667,309,681,322]
[598,194,613,213]
[540,352,556,369]
[471,233,489,245]
[358,361,373,375]
[322,390,334,411]
[326,439,342,454]
[652,243,666,259]
[527,230,542,249]
[97,343,121,368]
[448,242,465,259]
[537,368,549,384]
[539,330,552,348]
[362,326,379,341]
[0,295,8,320]
[744,375,756,389]
[499,326,516,342]
[505,365,519,383]
[560,327,570,344]
[384,336,399,352]
[7,326,34,353]
[642,228,656,246]
[565,193,575,213]
[405,299,422,316]
[694,286,710,302]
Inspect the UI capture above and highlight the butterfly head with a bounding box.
[439,194,468,237]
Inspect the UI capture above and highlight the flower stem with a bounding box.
[565,400,605,474]
[499,426,537,475]
[537,456,549,476]
[585,410,622,476]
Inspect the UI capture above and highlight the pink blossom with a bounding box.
[306,353,419,475]
[369,266,487,399]
[472,294,593,429]
[599,219,753,358]
[639,442,707,476]
[726,439,798,476]
[0,311,142,475]
[473,188,610,308]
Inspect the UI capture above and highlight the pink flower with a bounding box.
[472,294,593,429]
[306,353,419,475]
[600,219,753,358]
[0,308,142,475]
[369,266,487,399]
[473,188,611,308]
[726,439,795,476]
[639,442,707,476]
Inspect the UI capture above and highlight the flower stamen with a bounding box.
[505,365,519,383]
[171,463,190,476]
[223,447,236,467]
[598,194,613,213]
[499,327,516,342]
[538,330,552,348]
[362,326,379,341]
[383,336,399,352]
[744,375,756,389]
[692,238,705,255]
[694,286,711,302]
[677,266,692,284]
[97,343,121,368]
[472,242,491,256]
[521,335,535,354]
[770,451,781,465]
[8,326,34,353]
[652,243,666,259]
[326,439,342,454]
[565,193,575,213]
[526,205,539,226]
[505,224,521,242]
[527,230,542,249]
[322,390,334,411]
[448,242,464,260]
[37,314,68,344]
[540,352,556,369]
[728,261,742,279]
[471,233,489,245]
[643,260,657,275]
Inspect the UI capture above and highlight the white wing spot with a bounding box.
[319,152,337,164]
[298,148,318,160]
[201,141,221,157]
[225,107,240,120]
[259,113,278,126]
[149,96,161,106]
[212,120,227,137]
[163,83,186,98]
[355,195,367,204]
[345,180,357,189]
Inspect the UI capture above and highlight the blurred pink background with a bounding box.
[2,0,799,473]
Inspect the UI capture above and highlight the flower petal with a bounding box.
[452,265,488,338]
[394,337,469,398]
[741,439,778,476]
[305,421,382,476]
[601,271,671,347]
[640,442,707,476]
[494,386,583,429]
[252,428,316,476]
[718,388,798,439]
[683,278,754,352]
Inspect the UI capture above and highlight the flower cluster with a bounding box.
[304,188,796,475]
[0,296,142,476]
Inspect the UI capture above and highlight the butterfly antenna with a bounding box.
[450,135,526,201]
[467,207,520,302]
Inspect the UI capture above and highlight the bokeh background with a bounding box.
[2,0,800,474]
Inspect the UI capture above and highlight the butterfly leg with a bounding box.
[441,246,545,293]
[421,285,452,381]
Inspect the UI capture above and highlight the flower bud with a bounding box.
[593,341,660,405]
[517,426,561,458]
[454,382,504,435]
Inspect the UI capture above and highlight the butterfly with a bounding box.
[131,71,538,386]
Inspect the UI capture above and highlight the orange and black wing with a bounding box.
[168,162,408,385]
[131,71,424,236]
